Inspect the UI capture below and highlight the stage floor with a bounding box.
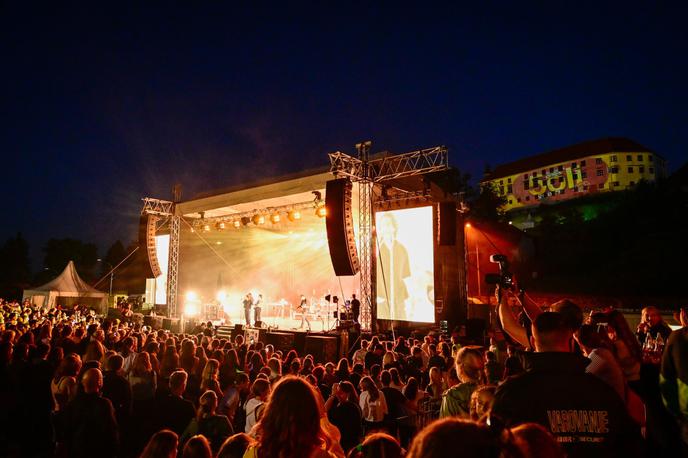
[217,314,340,333]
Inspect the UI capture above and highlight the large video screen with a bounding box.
[375,206,434,322]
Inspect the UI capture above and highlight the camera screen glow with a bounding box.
[375,206,435,323]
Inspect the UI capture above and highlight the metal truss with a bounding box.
[142,197,179,318]
[329,145,448,183]
[141,197,174,216]
[329,143,450,332]
[166,215,180,318]
[190,199,318,228]
[356,142,373,332]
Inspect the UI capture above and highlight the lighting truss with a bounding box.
[190,199,317,228]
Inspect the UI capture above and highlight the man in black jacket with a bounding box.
[155,370,196,435]
[490,312,643,458]
[61,368,119,458]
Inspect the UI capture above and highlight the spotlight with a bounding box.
[203,224,211,232]
[316,205,326,218]
[465,222,472,228]
[218,222,226,230]
[287,210,301,222]
[252,214,265,225]
[216,290,226,302]
[270,213,281,224]
[184,302,199,317]
[186,291,197,301]
[190,228,195,233]
[233,220,241,228]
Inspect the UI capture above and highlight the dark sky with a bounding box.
[2,3,687,268]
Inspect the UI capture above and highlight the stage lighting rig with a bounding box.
[233,220,241,228]
[270,212,281,224]
[287,209,302,221]
[316,205,327,218]
[203,224,211,232]
[217,222,226,230]
[252,214,265,225]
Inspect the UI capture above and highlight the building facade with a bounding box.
[481,138,667,212]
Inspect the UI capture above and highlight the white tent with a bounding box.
[23,261,108,313]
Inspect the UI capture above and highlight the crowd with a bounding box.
[0,293,686,458]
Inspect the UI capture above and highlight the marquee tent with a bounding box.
[23,261,108,313]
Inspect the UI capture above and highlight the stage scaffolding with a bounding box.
[143,143,451,327]
[329,143,449,332]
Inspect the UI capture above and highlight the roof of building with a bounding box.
[483,137,657,181]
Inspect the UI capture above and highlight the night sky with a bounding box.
[3,3,687,268]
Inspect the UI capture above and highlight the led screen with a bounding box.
[375,206,434,322]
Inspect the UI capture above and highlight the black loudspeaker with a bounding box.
[438,202,456,246]
[304,335,339,364]
[265,332,295,352]
[162,317,181,334]
[466,318,487,344]
[325,179,360,276]
[138,214,162,278]
[143,315,163,329]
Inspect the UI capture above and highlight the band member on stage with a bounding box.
[351,294,361,323]
[254,294,263,326]
[243,293,253,327]
[297,295,311,331]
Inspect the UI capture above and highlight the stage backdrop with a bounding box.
[375,206,435,323]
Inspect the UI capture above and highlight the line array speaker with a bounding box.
[438,202,456,246]
[138,214,162,278]
[325,179,360,276]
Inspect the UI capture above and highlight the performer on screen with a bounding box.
[376,212,410,321]
[243,293,253,327]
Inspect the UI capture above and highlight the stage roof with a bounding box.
[176,170,333,218]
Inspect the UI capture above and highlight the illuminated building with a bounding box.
[481,138,667,212]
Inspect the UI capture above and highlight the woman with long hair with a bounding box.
[247,376,342,458]
[201,358,224,399]
[52,353,82,410]
[182,434,213,458]
[358,376,388,433]
[130,351,157,401]
[139,429,178,458]
[601,310,642,386]
[180,339,199,375]
[220,348,240,390]
[266,357,282,384]
[335,358,350,382]
[181,390,234,454]
[324,381,362,453]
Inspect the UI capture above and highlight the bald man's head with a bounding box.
[82,368,103,394]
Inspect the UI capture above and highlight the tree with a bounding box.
[467,182,507,223]
[0,233,31,299]
[100,240,127,277]
[42,238,99,282]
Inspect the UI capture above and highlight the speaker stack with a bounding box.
[139,214,162,278]
[325,179,359,276]
[304,335,339,364]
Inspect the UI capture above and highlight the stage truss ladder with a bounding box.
[141,197,179,318]
[328,143,449,332]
